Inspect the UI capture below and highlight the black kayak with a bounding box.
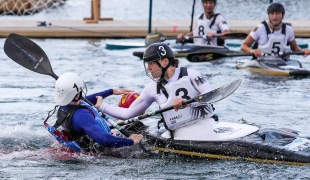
[142,117,310,166]
[133,43,239,59]
[236,58,310,77]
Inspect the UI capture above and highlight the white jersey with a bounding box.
[160,75,213,130]
[99,68,214,128]
[193,13,229,46]
[250,22,294,54]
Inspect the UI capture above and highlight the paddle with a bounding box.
[118,79,242,126]
[145,32,248,46]
[4,33,131,137]
[187,51,306,62]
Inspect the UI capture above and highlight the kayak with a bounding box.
[143,117,310,165]
[105,41,145,50]
[236,57,310,77]
[133,44,239,59]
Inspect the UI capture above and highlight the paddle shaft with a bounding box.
[168,33,248,41]
[224,52,305,58]
[118,99,196,126]
[146,32,248,46]
[189,33,248,39]
[118,78,242,126]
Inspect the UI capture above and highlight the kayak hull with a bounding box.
[236,59,310,77]
[105,41,144,50]
[144,118,310,165]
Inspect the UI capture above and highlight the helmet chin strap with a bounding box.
[155,60,171,81]
[269,13,284,32]
[269,19,282,33]
[155,60,172,97]
[72,92,83,102]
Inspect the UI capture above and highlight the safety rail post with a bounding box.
[84,0,113,23]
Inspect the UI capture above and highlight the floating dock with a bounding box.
[0,20,309,38]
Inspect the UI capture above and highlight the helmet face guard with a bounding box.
[143,43,174,82]
[143,58,163,83]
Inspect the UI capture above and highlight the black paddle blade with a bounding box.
[133,51,144,59]
[194,79,242,104]
[4,33,58,80]
[145,32,167,46]
[187,52,254,62]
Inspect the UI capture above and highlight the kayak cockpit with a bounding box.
[161,117,259,141]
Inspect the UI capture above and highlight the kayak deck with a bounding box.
[236,59,310,77]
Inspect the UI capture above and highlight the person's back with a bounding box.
[47,72,142,153]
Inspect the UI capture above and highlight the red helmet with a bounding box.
[118,92,140,108]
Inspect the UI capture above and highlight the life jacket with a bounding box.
[193,13,224,46]
[44,101,111,152]
[253,21,291,56]
[158,67,214,131]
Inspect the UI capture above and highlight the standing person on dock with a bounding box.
[45,72,143,153]
[95,43,215,138]
[176,0,230,46]
[241,2,310,58]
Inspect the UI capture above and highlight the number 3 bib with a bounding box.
[160,76,209,130]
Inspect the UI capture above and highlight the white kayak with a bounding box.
[161,117,259,141]
[236,57,310,77]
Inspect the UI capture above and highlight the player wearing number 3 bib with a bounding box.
[241,2,310,58]
[96,43,215,134]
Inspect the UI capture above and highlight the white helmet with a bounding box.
[54,72,85,106]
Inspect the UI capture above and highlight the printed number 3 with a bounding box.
[176,88,191,100]
[159,46,166,56]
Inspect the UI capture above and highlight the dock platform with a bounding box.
[0,20,309,38]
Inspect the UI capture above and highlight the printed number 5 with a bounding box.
[272,42,280,54]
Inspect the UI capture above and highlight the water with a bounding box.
[1,0,310,179]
